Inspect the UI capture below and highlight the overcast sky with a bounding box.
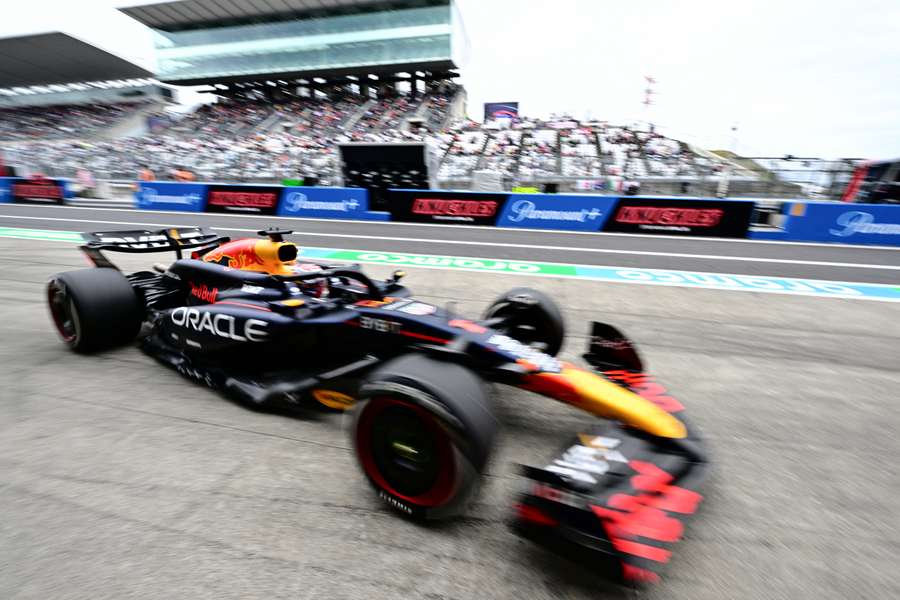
[17,0,900,159]
[455,0,900,158]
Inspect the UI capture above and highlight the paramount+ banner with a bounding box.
[603,198,755,238]
[778,202,900,246]
[498,194,616,231]
[277,186,389,220]
[137,181,207,212]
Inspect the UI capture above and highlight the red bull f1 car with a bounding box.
[46,226,708,585]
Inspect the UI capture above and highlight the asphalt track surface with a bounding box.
[2,205,899,599]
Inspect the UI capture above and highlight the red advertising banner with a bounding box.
[388,190,508,225]
[11,176,66,204]
[205,185,280,215]
[603,198,754,237]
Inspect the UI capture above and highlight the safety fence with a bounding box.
[1,177,898,247]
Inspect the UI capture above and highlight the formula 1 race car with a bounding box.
[46,226,707,584]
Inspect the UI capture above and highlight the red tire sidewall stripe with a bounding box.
[355,396,457,508]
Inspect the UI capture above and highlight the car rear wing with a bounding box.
[81,227,228,268]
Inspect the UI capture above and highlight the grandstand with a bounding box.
[0,0,825,198]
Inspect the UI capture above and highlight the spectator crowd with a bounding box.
[0,87,753,186]
[0,102,149,141]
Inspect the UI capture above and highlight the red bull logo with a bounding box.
[189,282,219,303]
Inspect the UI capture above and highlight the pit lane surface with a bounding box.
[0,203,898,283]
[2,220,899,599]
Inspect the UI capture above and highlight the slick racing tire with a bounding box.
[483,287,566,356]
[47,268,143,353]
[353,354,497,520]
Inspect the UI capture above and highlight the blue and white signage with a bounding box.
[136,182,207,212]
[783,203,900,246]
[497,193,616,231]
[828,210,900,239]
[0,177,12,204]
[277,186,380,220]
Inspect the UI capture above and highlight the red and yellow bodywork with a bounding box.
[202,238,299,275]
[518,363,687,439]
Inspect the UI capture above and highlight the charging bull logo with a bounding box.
[203,238,266,271]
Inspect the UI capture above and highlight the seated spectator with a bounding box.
[172,167,195,182]
[138,166,155,181]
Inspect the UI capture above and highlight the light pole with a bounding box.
[642,75,656,132]
[716,124,739,198]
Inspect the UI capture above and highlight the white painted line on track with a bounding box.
[4,202,900,251]
[2,228,897,302]
[1,212,898,271]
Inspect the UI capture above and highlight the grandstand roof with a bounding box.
[0,33,153,88]
[119,0,446,32]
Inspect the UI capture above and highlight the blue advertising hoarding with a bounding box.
[122,178,900,249]
[136,181,207,212]
[782,202,900,245]
[496,193,616,231]
[0,177,12,203]
[278,186,387,220]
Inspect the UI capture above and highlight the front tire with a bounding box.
[483,287,566,356]
[47,269,143,353]
[353,354,497,520]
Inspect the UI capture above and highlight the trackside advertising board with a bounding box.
[206,184,281,215]
[387,190,510,225]
[497,194,616,231]
[0,177,12,203]
[134,181,390,220]
[0,176,71,204]
[278,186,386,220]
[136,181,207,212]
[387,189,618,229]
[603,197,755,238]
[387,190,753,236]
[781,202,900,245]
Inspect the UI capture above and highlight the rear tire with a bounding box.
[47,269,143,353]
[353,354,497,520]
[483,287,566,356]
